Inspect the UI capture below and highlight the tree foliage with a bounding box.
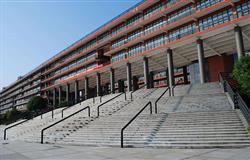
[233,56,250,96]
[27,96,47,113]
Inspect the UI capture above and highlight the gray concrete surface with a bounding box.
[0,140,249,160]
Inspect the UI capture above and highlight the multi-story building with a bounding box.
[1,0,250,114]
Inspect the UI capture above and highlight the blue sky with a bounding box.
[0,0,140,89]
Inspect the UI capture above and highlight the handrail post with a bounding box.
[41,130,44,144]
[149,102,152,114]
[124,92,127,100]
[121,130,124,148]
[100,96,102,103]
[4,129,7,140]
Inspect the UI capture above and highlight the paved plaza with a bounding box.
[0,140,249,160]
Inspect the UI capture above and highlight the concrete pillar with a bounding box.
[84,77,89,99]
[66,83,70,104]
[126,63,132,92]
[197,39,205,84]
[74,81,79,104]
[143,57,150,89]
[149,71,154,88]
[167,48,174,96]
[96,73,101,96]
[234,26,245,58]
[110,68,115,94]
[53,88,56,107]
[58,86,62,104]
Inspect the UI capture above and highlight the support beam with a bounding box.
[203,41,221,56]
[74,81,79,104]
[143,57,150,89]
[242,31,250,43]
[126,63,132,92]
[234,26,245,58]
[84,77,89,99]
[110,68,115,94]
[167,48,174,96]
[96,73,101,96]
[197,39,206,84]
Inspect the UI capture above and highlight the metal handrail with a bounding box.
[121,101,152,148]
[154,87,169,114]
[97,92,125,117]
[130,84,146,100]
[218,72,250,125]
[236,92,250,124]
[41,106,90,144]
[4,119,29,140]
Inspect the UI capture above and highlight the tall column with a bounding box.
[53,88,56,107]
[58,86,62,104]
[110,68,115,94]
[143,57,150,89]
[74,80,79,104]
[197,39,205,84]
[167,48,174,96]
[126,63,132,92]
[149,71,154,88]
[66,83,70,104]
[96,73,101,96]
[234,26,245,58]
[84,77,89,99]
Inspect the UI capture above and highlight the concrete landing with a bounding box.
[0,140,249,160]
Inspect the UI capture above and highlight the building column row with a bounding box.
[51,26,245,105]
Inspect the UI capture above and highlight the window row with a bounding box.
[167,5,194,24]
[168,23,196,41]
[196,0,222,11]
[199,9,233,31]
[54,63,98,84]
[237,1,250,18]
[51,52,97,77]
[144,2,165,19]
[111,50,126,63]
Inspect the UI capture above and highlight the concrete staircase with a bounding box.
[2,82,250,149]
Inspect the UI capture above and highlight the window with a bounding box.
[127,14,141,27]
[112,37,127,49]
[199,9,233,31]
[127,29,143,42]
[144,2,164,19]
[145,35,166,51]
[144,18,166,35]
[111,50,126,63]
[237,1,250,18]
[128,43,144,57]
[196,0,222,11]
[168,23,195,41]
[167,5,194,24]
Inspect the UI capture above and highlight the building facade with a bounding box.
[1,0,250,113]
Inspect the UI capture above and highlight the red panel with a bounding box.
[207,55,234,82]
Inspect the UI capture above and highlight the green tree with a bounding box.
[27,96,47,114]
[233,56,250,96]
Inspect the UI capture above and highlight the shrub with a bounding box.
[6,108,20,120]
[233,56,250,97]
[247,126,250,134]
[27,96,47,114]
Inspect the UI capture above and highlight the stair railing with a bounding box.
[97,92,126,117]
[41,106,90,144]
[218,72,250,124]
[154,87,169,114]
[121,101,152,148]
[4,119,29,140]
